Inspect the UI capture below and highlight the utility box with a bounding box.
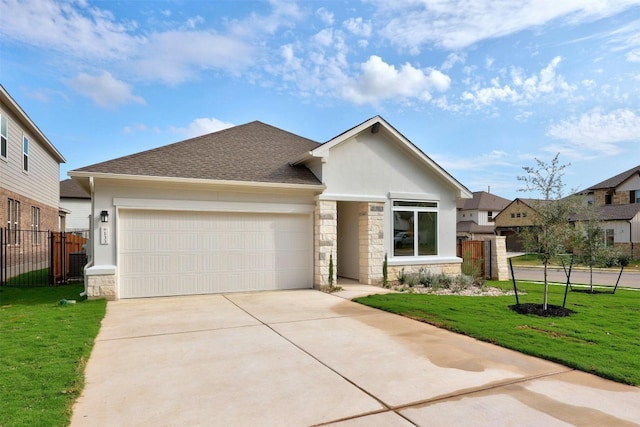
[69,251,88,279]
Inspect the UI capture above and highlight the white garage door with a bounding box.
[118,209,312,298]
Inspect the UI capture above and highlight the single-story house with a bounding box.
[69,116,471,300]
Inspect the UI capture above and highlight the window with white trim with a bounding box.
[31,206,40,244]
[393,200,438,257]
[0,115,7,159]
[7,198,20,245]
[23,136,29,172]
[605,229,614,247]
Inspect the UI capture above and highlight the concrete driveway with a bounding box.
[71,287,640,426]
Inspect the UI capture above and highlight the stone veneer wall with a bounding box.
[314,200,337,287]
[387,262,461,282]
[358,202,385,285]
[86,274,117,301]
[614,242,636,259]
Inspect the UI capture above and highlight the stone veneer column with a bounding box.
[85,266,117,300]
[359,202,385,285]
[489,236,509,281]
[314,200,337,287]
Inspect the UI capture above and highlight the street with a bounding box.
[511,266,640,290]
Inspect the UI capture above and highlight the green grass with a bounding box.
[354,281,640,385]
[0,285,106,427]
[5,268,50,286]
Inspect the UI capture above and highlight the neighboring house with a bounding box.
[456,191,510,240]
[580,164,640,207]
[493,198,544,252]
[0,85,65,240]
[59,178,91,234]
[574,165,640,258]
[69,116,472,300]
[569,204,640,258]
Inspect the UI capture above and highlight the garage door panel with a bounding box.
[119,210,312,298]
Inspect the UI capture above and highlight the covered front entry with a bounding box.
[118,209,313,298]
[337,201,360,280]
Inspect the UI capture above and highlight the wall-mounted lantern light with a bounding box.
[100,210,109,223]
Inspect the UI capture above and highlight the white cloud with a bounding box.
[371,0,640,51]
[123,123,148,134]
[68,72,145,107]
[442,52,466,70]
[628,49,640,62]
[0,0,136,59]
[0,0,294,85]
[605,18,640,62]
[462,56,575,107]
[432,150,513,171]
[228,0,303,36]
[342,55,451,104]
[316,7,334,25]
[343,17,372,38]
[171,117,235,138]
[133,30,255,84]
[547,108,640,156]
[313,28,334,46]
[184,16,204,29]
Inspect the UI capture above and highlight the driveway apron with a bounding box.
[71,289,640,426]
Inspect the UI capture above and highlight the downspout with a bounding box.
[629,220,634,259]
[81,176,95,297]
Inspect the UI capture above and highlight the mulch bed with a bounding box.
[509,303,575,317]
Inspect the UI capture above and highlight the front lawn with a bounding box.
[354,281,640,385]
[0,285,106,427]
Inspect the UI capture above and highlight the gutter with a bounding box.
[67,171,325,192]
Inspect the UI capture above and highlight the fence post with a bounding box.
[49,231,54,285]
[1,228,5,286]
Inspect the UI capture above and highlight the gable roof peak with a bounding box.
[584,164,640,192]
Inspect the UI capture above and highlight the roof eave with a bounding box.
[67,171,326,192]
[309,116,472,199]
[0,85,66,163]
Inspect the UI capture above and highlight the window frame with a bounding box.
[7,198,20,245]
[605,229,614,247]
[392,200,439,258]
[0,114,7,160]
[31,206,40,244]
[22,135,29,172]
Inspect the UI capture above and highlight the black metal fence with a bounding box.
[0,228,88,286]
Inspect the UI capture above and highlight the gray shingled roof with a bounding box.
[570,204,640,222]
[60,179,90,199]
[457,191,510,210]
[73,121,322,185]
[585,165,640,191]
[456,221,495,234]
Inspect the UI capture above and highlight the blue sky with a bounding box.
[2,0,640,200]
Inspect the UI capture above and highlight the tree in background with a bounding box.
[517,153,580,310]
[571,204,618,292]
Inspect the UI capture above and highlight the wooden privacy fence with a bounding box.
[51,232,87,284]
[0,229,87,286]
[457,240,488,277]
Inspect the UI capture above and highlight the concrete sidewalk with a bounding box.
[71,286,640,426]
